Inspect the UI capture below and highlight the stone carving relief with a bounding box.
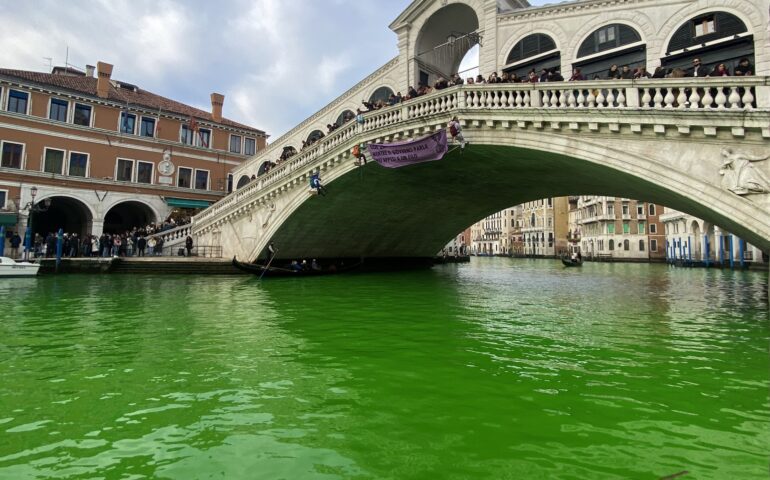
[719,148,770,195]
[261,202,277,228]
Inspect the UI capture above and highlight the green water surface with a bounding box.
[0,259,768,479]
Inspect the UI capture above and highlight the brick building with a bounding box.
[0,61,267,243]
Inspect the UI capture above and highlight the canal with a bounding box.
[0,259,767,479]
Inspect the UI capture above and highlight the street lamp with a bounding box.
[22,186,51,260]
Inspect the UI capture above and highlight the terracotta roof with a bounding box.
[0,68,266,135]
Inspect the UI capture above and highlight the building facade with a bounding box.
[660,208,768,267]
[574,196,666,261]
[0,62,267,246]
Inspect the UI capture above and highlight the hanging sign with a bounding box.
[369,130,448,169]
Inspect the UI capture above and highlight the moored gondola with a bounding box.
[232,257,357,277]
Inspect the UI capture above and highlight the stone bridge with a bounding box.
[192,0,770,262]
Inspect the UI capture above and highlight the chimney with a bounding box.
[210,93,224,122]
[85,65,95,77]
[96,61,113,99]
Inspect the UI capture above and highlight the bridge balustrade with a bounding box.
[194,77,768,231]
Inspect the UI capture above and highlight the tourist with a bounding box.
[352,144,367,166]
[734,58,754,76]
[185,235,193,257]
[711,63,730,76]
[448,116,467,150]
[688,58,709,77]
[267,241,276,260]
[651,66,666,78]
[634,67,651,79]
[569,68,585,81]
[147,236,156,256]
[137,235,146,257]
[9,232,21,259]
[607,64,621,79]
[311,259,321,271]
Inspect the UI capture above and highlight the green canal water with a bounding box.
[0,259,768,479]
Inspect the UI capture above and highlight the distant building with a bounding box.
[0,62,267,243]
[574,196,665,262]
[519,197,569,257]
[660,208,768,266]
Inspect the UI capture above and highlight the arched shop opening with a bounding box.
[368,87,395,105]
[503,33,561,79]
[237,175,251,188]
[336,110,355,127]
[662,11,754,72]
[103,201,157,233]
[573,24,646,79]
[30,196,93,237]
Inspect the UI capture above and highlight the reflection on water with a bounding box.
[0,259,767,479]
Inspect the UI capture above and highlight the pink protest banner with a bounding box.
[369,130,448,168]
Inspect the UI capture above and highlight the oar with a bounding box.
[259,249,278,280]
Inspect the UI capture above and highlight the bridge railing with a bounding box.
[193,77,768,230]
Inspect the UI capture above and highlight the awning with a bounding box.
[0,213,18,226]
[165,198,212,209]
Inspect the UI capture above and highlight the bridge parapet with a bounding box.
[193,76,770,244]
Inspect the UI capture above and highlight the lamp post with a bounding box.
[22,186,51,260]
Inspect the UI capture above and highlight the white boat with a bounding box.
[0,257,41,277]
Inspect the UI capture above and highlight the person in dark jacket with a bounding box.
[185,236,193,257]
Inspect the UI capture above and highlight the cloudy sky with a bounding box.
[1,0,552,139]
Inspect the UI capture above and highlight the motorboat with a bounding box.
[0,257,41,277]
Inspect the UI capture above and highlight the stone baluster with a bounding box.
[596,89,605,108]
[728,87,741,109]
[606,89,616,107]
[742,88,754,110]
[558,90,567,108]
[524,90,532,107]
[662,89,674,108]
[540,90,550,108]
[586,89,596,107]
[576,90,585,107]
[616,89,626,107]
[567,90,576,107]
[688,89,701,108]
[702,88,714,109]
[642,88,652,108]
[514,91,522,107]
[676,90,687,109]
[551,90,560,107]
[714,87,727,109]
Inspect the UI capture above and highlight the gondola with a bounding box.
[232,257,358,277]
[561,255,583,267]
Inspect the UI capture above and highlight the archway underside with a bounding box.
[261,144,768,260]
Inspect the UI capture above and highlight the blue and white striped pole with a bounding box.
[704,235,710,268]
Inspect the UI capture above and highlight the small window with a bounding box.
[244,137,256,155]
[649,224,657,234]
[0,190,6,209]
[68,152,88,177]
[136,161,153,184]
[49,98,68,122]
[198,128,211,148]
[622,204,629,215]
[227,173,233,193]
[43,148,65,174]
[607,204,614,215]
[73,103,92,126]
[607,223,615,234]
[637,205,644,216]
[180,125,194,145]
[624,240,630,251]
[623,222,630,234]
[7,90,29,114]
[229,135,242,154]
[648,204,656,216]
[609,239,615,251]
[120,112,136,134]
[140,117,156,137]
[1,141,24,169]
[694,16,716,37]
[650,239,658,252]
[638,222,646,234]
[639,240,646,251]
[194,169,209,190]
[116,158,134,182]
[177,167,193,188]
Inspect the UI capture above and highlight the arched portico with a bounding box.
[103,201,159,233]
[31,195,94,237]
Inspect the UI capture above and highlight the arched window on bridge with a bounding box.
[504,33,560,79]
[369,87,395,107]
[306,130,324,145]
[236,175,250,189]
[662,12,753,74]
[336,110,355,127]
[573,24,646,80]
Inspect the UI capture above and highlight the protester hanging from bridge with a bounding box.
[309,172,328,196]
[448,116,467,151]
[352,144,367,166]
